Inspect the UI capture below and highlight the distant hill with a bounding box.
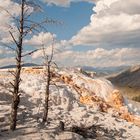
[81,66,130,77]
[107,65,140,88]
[0,63,40,69]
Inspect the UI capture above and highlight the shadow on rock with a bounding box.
[67,124,129,140]
[0,92,12,104]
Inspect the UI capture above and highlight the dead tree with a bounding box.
[42,37,55,123]
[10,0,25,131]
[0,0,56,130]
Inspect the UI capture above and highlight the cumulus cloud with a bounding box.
[0,46,13,55]
[0,0,20,43]
[32,47,140,67]
[24,32,56,47]
[31,39,70,59]
[0,0,34,44]
[60,48,140,67]
[70,0,140,48]
[102,0,140,15]
[43,0,71,7]
[43,0,98,7]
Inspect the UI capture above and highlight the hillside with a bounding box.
[0,67,140,139]
[82,66,129,74]
[0,63,39,69]
[107,65,140,88]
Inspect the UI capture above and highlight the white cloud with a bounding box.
[0,0,34,44]
[57,48,140,67]
[0,46,13,55]
[31,39,70,59]
[43,0,98,7]
[32,47,140,67]
[24,32,56,47]
[0,57,15,66]
[43,0,71,7]
[101,0,140,15]
[0,0,20,43]
[70,0,140,48]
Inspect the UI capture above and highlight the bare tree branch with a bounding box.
[23,22,47,37]
[21,48,40,57]
[52,62,59,69]
[9,31,19,47]
[8,70,16,77]
[23,18,59,37]
[0,6,19,22]
[49,37,54,63]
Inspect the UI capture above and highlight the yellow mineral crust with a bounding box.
[22,67,45,74]
[109,90,124,108]
[58,73,140,126]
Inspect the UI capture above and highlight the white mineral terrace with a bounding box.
[0,67,140,139]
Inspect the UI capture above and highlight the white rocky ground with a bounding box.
[0,68,140,140]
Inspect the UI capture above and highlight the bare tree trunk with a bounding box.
[10,0,24,131]
[0,0,56,130]
[43,62,51,122]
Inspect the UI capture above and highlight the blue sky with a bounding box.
[35,1,94,40]
[0,0,140,67]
